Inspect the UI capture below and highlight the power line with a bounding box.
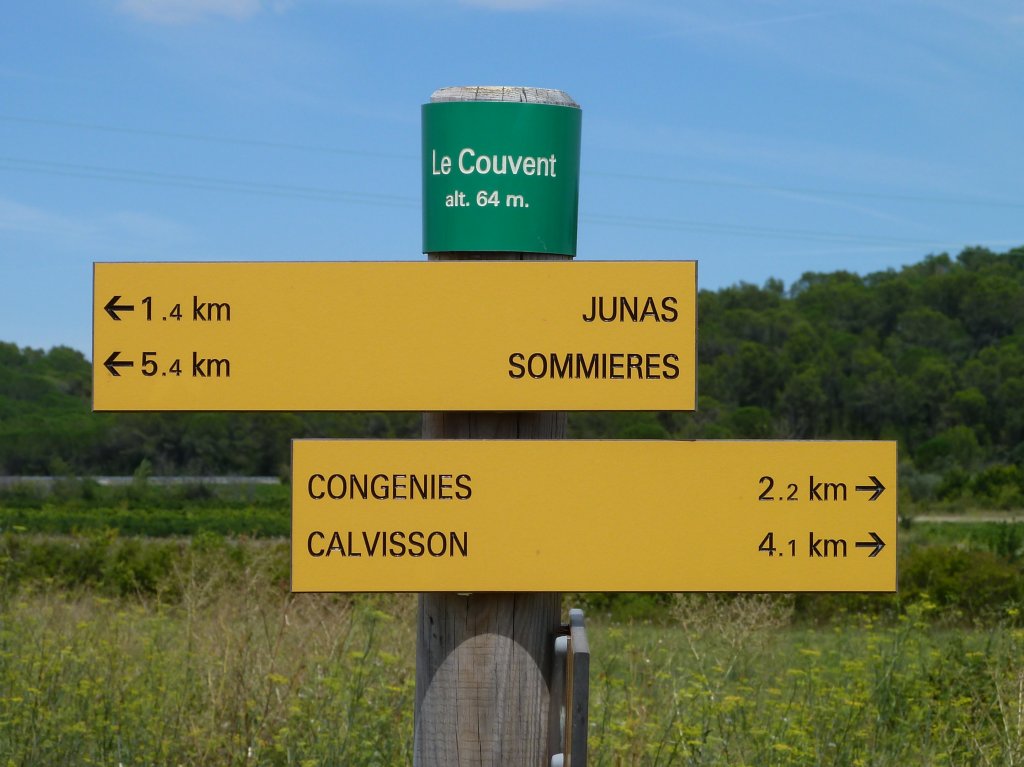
[0,157,418,207]
[0,114,414,161]
[580,212,954,248]
[5,112,1024,211]
[589,170,1024,210]
[2,155,1000,250]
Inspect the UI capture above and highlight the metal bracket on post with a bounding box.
[551,608,590,767]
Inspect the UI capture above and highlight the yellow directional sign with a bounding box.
[291,440,897,592]
[93,261,696,412]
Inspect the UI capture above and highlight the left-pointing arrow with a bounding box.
[104,295,135,321]
[104,351,134,377]
[855,531,886,558]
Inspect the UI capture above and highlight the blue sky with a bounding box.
[2,0,1022,357]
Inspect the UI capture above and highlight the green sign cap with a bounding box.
[422,93,582,255]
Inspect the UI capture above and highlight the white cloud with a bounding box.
[118,0,269,24]
[0,198,85,237]
[0,197,190,252]
[458,0,569,9]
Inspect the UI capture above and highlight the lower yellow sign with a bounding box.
[291,440,897,592]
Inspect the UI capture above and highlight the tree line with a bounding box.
[2,245,1022,509]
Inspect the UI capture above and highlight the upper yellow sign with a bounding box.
[93,261,696,412]
[291,439,897,593]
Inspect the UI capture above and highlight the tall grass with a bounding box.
[0,543,415,766]
[1,537,1022,765]
[589,595,1024,766]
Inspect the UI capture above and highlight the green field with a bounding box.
[1,574,1021,765]
[1,510,1022,766]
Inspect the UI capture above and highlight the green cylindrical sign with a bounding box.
[422,101,582,255]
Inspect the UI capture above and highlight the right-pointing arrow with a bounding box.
[855,475,886,501]
[855,532,886,558]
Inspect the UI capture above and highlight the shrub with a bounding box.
[970,463,1024,508]
[899,545,1023,619]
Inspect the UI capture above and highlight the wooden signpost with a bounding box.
[91,84,899,767]
[414,86,581,767]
